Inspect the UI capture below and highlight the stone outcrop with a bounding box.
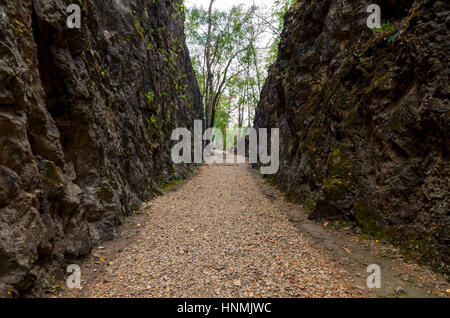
[0,0,202,296]
[255,0,449,271]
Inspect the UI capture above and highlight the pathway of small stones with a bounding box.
[62,161,449,298]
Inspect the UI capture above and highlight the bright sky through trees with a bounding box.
[185,0,275,11]
[184,0,293,133]
[185,0,276,48]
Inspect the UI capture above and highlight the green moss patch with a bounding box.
[42,161,63,187]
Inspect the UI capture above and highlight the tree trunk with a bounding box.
[204,0,215,130]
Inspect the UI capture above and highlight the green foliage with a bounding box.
[304,196,317,215]
[148,115,158,128]
[145,91,155,109]
[145,114,165,143]
[186,3,273,131]
[145,91,155,102]
[134,16,145,40]
[13,19,24,35]
[373,19,396,34]
[160,177,183,191]
[266,0,296,65]
[174,1,185,18]
[185,1,294,132]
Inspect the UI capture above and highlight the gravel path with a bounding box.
[67,162,361,298]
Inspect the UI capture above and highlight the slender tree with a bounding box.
[186,1,292,132]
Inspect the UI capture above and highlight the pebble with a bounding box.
[395,286,406,295]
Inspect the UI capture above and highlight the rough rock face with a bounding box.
[255,0,449,271]
[0,0,202,296]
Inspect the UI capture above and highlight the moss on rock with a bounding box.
[42,161,63,187]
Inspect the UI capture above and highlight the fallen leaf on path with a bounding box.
[343,247,352,255]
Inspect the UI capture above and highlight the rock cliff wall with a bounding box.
[255,0,449,271]
[0,0,202,296]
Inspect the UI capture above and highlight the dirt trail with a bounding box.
[60,160,449,298]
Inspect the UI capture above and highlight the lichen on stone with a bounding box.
[42,161,63,187]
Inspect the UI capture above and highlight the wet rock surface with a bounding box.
[254,0,449,272]
[0,0,202,296]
